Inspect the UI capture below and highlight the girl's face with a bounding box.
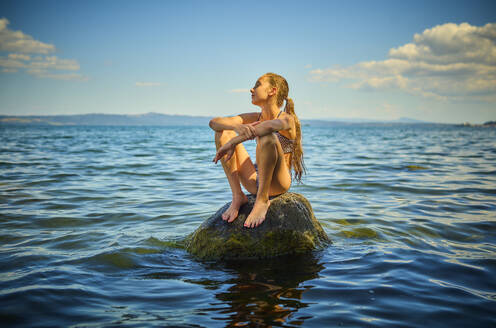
[250,77,275,106]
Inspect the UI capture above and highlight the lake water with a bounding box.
[1,124,495,327]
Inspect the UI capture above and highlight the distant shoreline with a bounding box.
[0,112,492,127]
[456,121,496,128]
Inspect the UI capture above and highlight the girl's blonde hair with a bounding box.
[262,72,306,182]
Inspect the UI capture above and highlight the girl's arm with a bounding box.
[209,112,259,131]
[213,115,293,164]
[224,115,293,147]
[252,115,293,137]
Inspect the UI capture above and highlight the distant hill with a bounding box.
[395,117,427,123]
[302,116,436,127]
[0,112,211,126]
[0,112,437,126]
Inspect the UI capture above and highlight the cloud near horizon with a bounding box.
[135,82,162,87]
[310,22,496,102]
[228,88,250,93]
[0,18,86,81]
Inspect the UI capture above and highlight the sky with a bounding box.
[0,0,495,123]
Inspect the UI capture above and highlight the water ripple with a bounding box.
[0,124,495,327]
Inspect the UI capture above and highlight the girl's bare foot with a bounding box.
[244,199,270,228]
[222,194,248,223]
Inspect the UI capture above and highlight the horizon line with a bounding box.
[0,112,477,125]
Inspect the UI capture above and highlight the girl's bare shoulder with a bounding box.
[278,111,295,126]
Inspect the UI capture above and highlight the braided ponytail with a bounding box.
[263,73,306,182]
[284,97,306,182]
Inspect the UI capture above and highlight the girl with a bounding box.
[211,73,305,228]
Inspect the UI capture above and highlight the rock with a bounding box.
[186,192,330,260]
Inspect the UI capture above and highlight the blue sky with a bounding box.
[0,0,495,123]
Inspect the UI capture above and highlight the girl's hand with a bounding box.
[234,123,258,140]
[213,140,235,164]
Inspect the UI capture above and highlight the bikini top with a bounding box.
[257,111,295,154]
[276,131,296,154]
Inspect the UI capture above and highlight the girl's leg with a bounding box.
[244,133,291,228]
[215,130,257,222]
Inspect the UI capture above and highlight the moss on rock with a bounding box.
[186,192,330,260]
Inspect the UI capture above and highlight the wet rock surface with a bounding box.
[186,192,330,260]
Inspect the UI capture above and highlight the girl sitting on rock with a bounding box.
[211,72,305,228]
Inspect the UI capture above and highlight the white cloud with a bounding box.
[29,56,80,71]
[228,88,249,93]
[8,53,30,61]
[0,56,25,70]
[310,22,496,102]
[35,72,88,81]
[0,18,55,54]
[0,17,85,81]
[136,82,161,87]
[350,75,408,90]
